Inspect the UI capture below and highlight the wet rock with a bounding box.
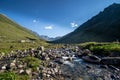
[82,55,101,64]
[111,75,116,80]
[99,65,108,69]
[100,57,120,65]
[108,65,119,71]
[82,49,92,56]
[86,65,92,69]
[67,57,73,61]
[55,58,64,64]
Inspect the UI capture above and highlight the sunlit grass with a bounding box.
[0,72,29,80]
[80,42,120,56]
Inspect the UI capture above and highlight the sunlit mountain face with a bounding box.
[0,0,120,37]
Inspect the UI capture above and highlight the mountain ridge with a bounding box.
[53,3,120,43]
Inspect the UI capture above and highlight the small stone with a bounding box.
[12,59,16,63]
[47,70,51,74]
[19,69,24,74]
[46,74,50,78]
[10,62,16,67]
[86,65,92,69]
[1,65,6,70]
[42,73,46,77]
[79,77,83,80]
[18,64,23,69]
[32,72,39,76]
[25,68,32,75]
[54,68,58,73]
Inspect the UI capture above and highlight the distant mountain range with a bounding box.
[0,14,44,42]
[53,3,120,43]
[39,35,61,41]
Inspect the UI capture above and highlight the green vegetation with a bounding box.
[80,42,120,56]
[20,56,41,71]
[0,72,29,80]
[0,14,40,41]
[0,14,49,53]
[0,41,48,54]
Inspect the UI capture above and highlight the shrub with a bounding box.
[0,72,29,80]
[20,56,41,71]
[89,43,120,56]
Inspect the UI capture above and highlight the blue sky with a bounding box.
[0,0,120,37]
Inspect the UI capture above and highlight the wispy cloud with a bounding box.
[70,22,78,28]
[33,19,37,23]
[44,25,53,30]
[33,19,39,23]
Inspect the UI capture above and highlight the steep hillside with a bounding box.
[0,14,43,42]
[53,3,120,43]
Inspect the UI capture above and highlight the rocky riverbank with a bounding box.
[0,45,120,80]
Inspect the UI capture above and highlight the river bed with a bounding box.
[58,56,120,80]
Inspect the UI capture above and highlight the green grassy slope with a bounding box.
[0,14,48,53]
[0,14,41,41]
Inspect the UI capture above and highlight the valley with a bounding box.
[0,2,120,80]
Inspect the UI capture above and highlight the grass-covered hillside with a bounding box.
[0,14,42,41]
[0,14,48,53]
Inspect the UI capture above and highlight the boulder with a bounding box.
[100,57,120,66]
[82,49,92,56]
[82,55,101,64]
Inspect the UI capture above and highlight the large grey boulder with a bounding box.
[82,55,101,64]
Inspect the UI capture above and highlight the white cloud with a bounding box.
[33,19,37,23]
[44,25,53,30]
[70,22,78,28]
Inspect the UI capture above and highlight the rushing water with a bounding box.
[60,56,120,80]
